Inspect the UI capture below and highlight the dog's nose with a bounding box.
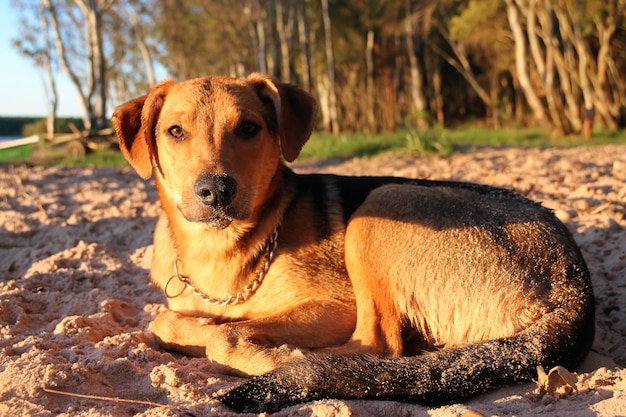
[194,174,237,208]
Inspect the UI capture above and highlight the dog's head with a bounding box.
[112,74,318,229]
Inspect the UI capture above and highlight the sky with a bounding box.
[0,1,83,117]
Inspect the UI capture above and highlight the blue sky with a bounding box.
[0,1,83,117]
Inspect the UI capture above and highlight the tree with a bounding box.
[405,0,428,129]
[12,0,59,139]
[16,0,626,135]
[46,0,115,130]
[107,0,160,104]
[320,0,339,133]
[506,0,549,128]
[505,0,625,134]
[13,0,116,130]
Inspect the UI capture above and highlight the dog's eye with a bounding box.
[168,125,185,140]
[236,121,260,139]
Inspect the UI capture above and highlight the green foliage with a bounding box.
[404,125,452,156]
[21,119,48,136]
[449,0,504,41]
[0,117,40,136]
[0,117,84,137]
[22,118,84,136]
[8,0,626,137]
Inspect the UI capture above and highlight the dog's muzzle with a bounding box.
[194,173,237,209]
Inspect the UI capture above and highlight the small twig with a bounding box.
[13,175,48,217]
[43,387,191,415]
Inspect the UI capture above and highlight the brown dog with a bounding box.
[112,73,594,413]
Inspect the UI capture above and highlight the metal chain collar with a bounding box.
[163,226,279,306]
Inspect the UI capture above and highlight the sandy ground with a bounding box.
[1,144,625,417]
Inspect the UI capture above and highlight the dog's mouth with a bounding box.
[199,214,233,229]
[178,204,234,229]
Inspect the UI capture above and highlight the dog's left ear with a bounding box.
[246,73,318,162]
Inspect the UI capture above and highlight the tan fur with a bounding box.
[112,73,592,392]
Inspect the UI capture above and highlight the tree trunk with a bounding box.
[268,0,278,76]
[432,24,494,115]
[129,12,155,86]
[296,0,311,90]
[275,0,294,81]
[365,29,376,132]
[46,0,111,130]
[525,0,566,134]
[245,0,268,74]
[549,39,582,131]
[75,0,109,130]
[46,0,91,129]
[91,1,106,129]
[320,0,339,133]
[588,2,618,130]
[405,0,427,129]
[427,52,444,126]
[381,68,396,131]
[507,0,549,128]
[38,0,57,140]
[572,0,594,129]
[317,72,332,132]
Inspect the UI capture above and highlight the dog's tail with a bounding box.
[218,259,594,414]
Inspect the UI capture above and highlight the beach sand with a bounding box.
[1,144,625,416]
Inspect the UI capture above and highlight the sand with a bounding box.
[1,144,625,416]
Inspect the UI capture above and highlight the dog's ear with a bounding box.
[112,95,151,178]
[112,80,173,179]
[246,73,318,162]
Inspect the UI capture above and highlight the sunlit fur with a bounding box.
[112,74,594,413]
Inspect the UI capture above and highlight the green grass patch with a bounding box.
[299,131,406,160]
[7,126,624,168]
[445,126,626,147]
[299,126,626,161]
[31,146,130,169]
[52,148,130,168]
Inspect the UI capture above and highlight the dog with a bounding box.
[112,73,595,413]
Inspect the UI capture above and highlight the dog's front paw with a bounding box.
[148,309,214,357]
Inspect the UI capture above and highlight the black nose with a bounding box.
[194,174,237,208]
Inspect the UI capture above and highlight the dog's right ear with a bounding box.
[112,95,151,179]
[112,80,173,179]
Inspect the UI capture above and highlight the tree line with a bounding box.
[12,0,626,137]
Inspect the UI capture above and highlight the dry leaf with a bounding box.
[536,365,578,395]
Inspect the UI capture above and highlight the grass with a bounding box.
[53,148,130,168]
[7,126,624,168]
[299,126,626,161]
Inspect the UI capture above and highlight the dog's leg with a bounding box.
[341,217,405,356]
[150,299,355,376]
